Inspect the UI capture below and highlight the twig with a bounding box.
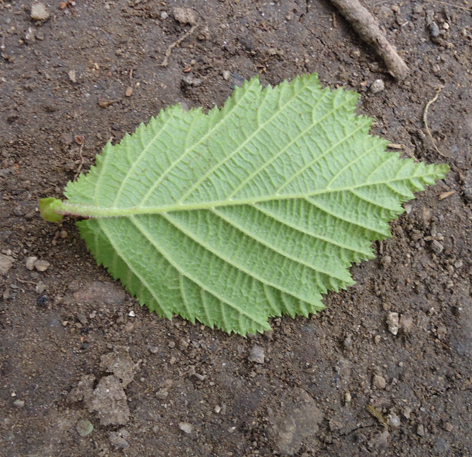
[160,24,199,67]
[423,86,446,157]
[329,0,409,80]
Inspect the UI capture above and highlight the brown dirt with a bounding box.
[1,1,472,456]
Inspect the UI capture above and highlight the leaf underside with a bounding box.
[64,74,448,335]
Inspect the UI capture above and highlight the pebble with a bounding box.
[26,256,38,271]
[173,7,197,26]
[387,312,399,335]
[24,27,35,42]
[160,11,168,20]
[381,255,392,267]
[179,422,193,434]
[109,428,130,449]
[430,239,444,254]
[343,334,353,350]
[178,338,189,350]
[76,419,94,437]
[0,253,14,276]
[417,423,425,436]
[388,413,401,428]
[156,388,169,400]
[31,2,50,21]
[428,22,440,38]
[222,70,231,81]
[373,374,387,389]
[34,259,50,272]
[370,79,385,94]
[443,422,453,432]
[13,399,25,408]
[248,345,265,364]
[36,281,47,294]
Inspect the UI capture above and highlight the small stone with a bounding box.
[403,407,412,419]
[25,27,35,42]
[109,428,130,449]
[222,70,231,81]
[381,255,392,267]
[77,313,88,325]
[388,413,401,428]
[34,259,50,272]
[31,2,50,21]
[399,314,413,333]
[248,345,265,364]
[429,22,440,38]
[370,79,385,94]
[26,256,38,271]
[430,240,444,254]
[178,338,189,350]
[387,312,399,335]
[373,374,387,389]
[417,423,425,436]
[179,422,193,434]
[156,389,168,400]
[160,11,168,20]
[173,7,197,26]
[344,392,352,404]
[443,422,453,432]
[68,70,77,83]
[13,399,25,408]
[343,334,353,350]
[0,254,14,276]
[76,419,94,437]
[36,281,47,294]
[214,405,222,413]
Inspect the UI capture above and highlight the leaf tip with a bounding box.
[39,198,64,223]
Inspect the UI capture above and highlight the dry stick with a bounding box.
[329,0,409,80]
[160,24,199,67]
[423,86,446,157]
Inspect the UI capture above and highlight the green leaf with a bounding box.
[41,74,448,335]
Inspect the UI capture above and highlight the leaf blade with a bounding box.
[55,74,448,335]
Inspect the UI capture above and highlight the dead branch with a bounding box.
[329,0,409,80]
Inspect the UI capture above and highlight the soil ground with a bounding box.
[1,0,472,456]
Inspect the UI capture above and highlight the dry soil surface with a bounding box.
[1,1,472,456]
